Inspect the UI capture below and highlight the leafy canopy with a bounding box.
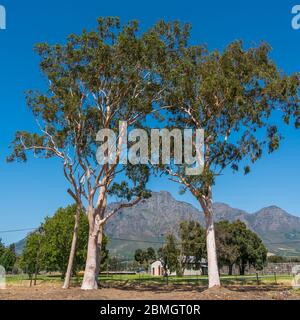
[161,40,300,200]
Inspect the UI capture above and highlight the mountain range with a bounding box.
[105,191,300,258]
[15,191,300,258]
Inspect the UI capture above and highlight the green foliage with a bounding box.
[157,234,179,274]
[134,249,144,265]
[157,220,267,276]
[267,255,300,263]
[19,232,43,278]
[0,244,17,272]
[178,220,206,275]
[146,247,157,262]
[7,17,181,208]
[40,205,89,276]
[134,247,156,268]
[159,38,300,202]
[228,220,268,274]
[215,220,240,272]
[19,205,111,277]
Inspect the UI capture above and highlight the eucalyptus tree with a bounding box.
[7,17,186,290]
[161,40,300,287]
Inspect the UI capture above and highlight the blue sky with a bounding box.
[0,0,299,244]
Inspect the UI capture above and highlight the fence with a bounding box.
[220,262,300,276]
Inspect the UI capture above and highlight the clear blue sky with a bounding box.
[0,0,299,244]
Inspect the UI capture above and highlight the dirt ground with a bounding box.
[1,282,300,300]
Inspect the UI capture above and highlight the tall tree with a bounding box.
[159,38,300,287]
[20,231,44,286]
[215,220,267,275]
[231,220,267,275]
[7,17,180,289]
[178,220,206,276]
[41,205,89,278]
[215,221,240,275]
[158,234,179,275]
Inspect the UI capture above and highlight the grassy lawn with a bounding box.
[5,273,294,287]
[97,273,293,286]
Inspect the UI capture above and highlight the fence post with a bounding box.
[256,272,259,285]
[274,271,277,284]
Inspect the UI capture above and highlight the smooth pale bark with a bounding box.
[81,228,99,290]
[201,191,221,288]
[63,206,81,289]
[82,122,126,290]
[81,202,104,290]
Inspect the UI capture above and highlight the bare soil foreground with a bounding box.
[1,283,300,300]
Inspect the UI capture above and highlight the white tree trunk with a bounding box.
[63,206,80,289]
[81,188,106,290]
[81,207,99,290]
[205,208,221,288]
[81,229,98,290]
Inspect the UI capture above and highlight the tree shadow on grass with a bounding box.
[97,281,292,296]
[226,285,291,293]
[99,282,209,294]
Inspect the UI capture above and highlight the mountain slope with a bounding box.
[105,191,201,256]
[104,192,300,258]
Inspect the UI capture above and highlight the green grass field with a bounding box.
[5,273,295,287]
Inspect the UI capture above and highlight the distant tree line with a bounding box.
[267,255,300,263]
[144,220,268,276]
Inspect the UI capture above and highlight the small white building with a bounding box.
[150,260,164,276]
[150,259,207,277]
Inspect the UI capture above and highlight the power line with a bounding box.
[110,237,164,244]
[0,228,36,234]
